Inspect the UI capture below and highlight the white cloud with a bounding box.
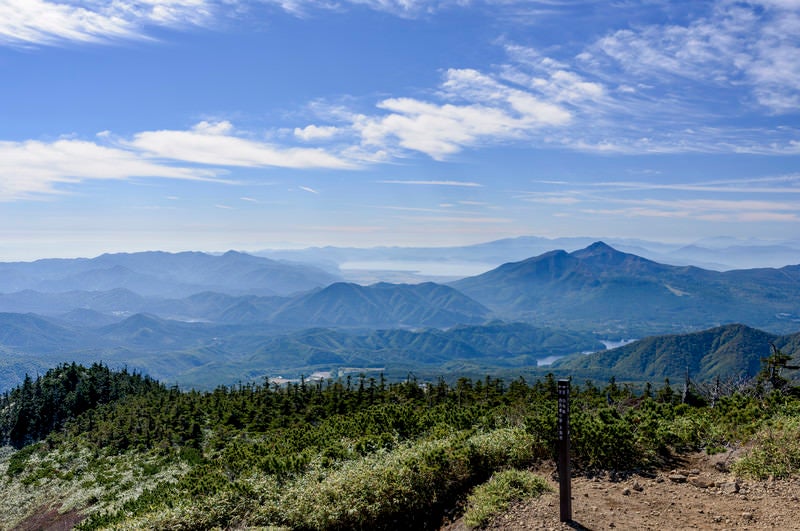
[192,120,235,135]
[0,120,360,201]
[129,121,356,169]
[0,0,133,46]
[0,0,216,47]
[354,68,571,159]
[501,46,606,105]
[0,138,218,200]
[738,212,799,222]
[591,175,800,194]
[520,194,582,205]
[298,185,319,194]
[256,0,447,18]
[294,125,340,141]
[519,175,800,225]
[585,1,800,114]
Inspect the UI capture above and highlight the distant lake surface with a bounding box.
[539,338,638,366]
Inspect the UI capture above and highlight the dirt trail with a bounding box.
[445,451,800,530]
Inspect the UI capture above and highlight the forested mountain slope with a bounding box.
[551,323,800,383]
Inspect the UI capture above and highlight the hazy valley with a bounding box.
[0,239,798,391]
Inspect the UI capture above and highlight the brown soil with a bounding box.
[11,504,85,531]
[443,451,800,530]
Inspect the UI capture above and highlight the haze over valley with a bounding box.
[1,239,798,392]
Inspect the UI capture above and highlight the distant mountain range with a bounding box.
[257,235,800,281]
[451,241,800,335]
[1,242,799,336]
[0,250,340,297]
[0,281,489,329]
[1,243,799,390]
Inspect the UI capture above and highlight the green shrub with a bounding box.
[5,443,42,477]
[732,415,800,479]
[571,407,638,470]
[262,428,536,529]
[463,469,550,529]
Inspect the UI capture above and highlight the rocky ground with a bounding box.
[444,451,800,530]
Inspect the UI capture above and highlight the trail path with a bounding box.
[444,451,800,530]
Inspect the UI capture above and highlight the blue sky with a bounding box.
[1,0,799,259]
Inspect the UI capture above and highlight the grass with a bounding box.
[731,414,800,479]
[0,446,187,529]
[463,469,550,529]
[91,427,539,530]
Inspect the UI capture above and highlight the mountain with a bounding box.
[258,235,800,281]
[0,311,599,391]
[451,242,800,335]
[0,288,149,316]
[56,308,124,327]
[550,323,800,383]
[669,241,800,270]
[96,313,223,350]
[0,250,340,298]
[0,313,83,352]
[268,282,491,328]
[177,322,603,389]
[0,281,490,329]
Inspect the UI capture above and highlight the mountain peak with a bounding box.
[569,241,658,270]
[571,241,619,258]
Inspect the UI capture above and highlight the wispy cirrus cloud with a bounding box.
[0,121,355,201]
[290,6,800,160]
[582,0,800,114]
[0,0,215,47]
[519,174,800,224]
[589,174,800,194]
[0,0,605,48]
[580,197,800,222]
[0,137,218,201]
[128,121,356,169]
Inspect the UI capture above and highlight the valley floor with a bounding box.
[444,451,800,530]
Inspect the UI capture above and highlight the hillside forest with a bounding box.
[0,360,798,529]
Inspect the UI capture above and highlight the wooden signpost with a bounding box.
[557,379,572,522]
